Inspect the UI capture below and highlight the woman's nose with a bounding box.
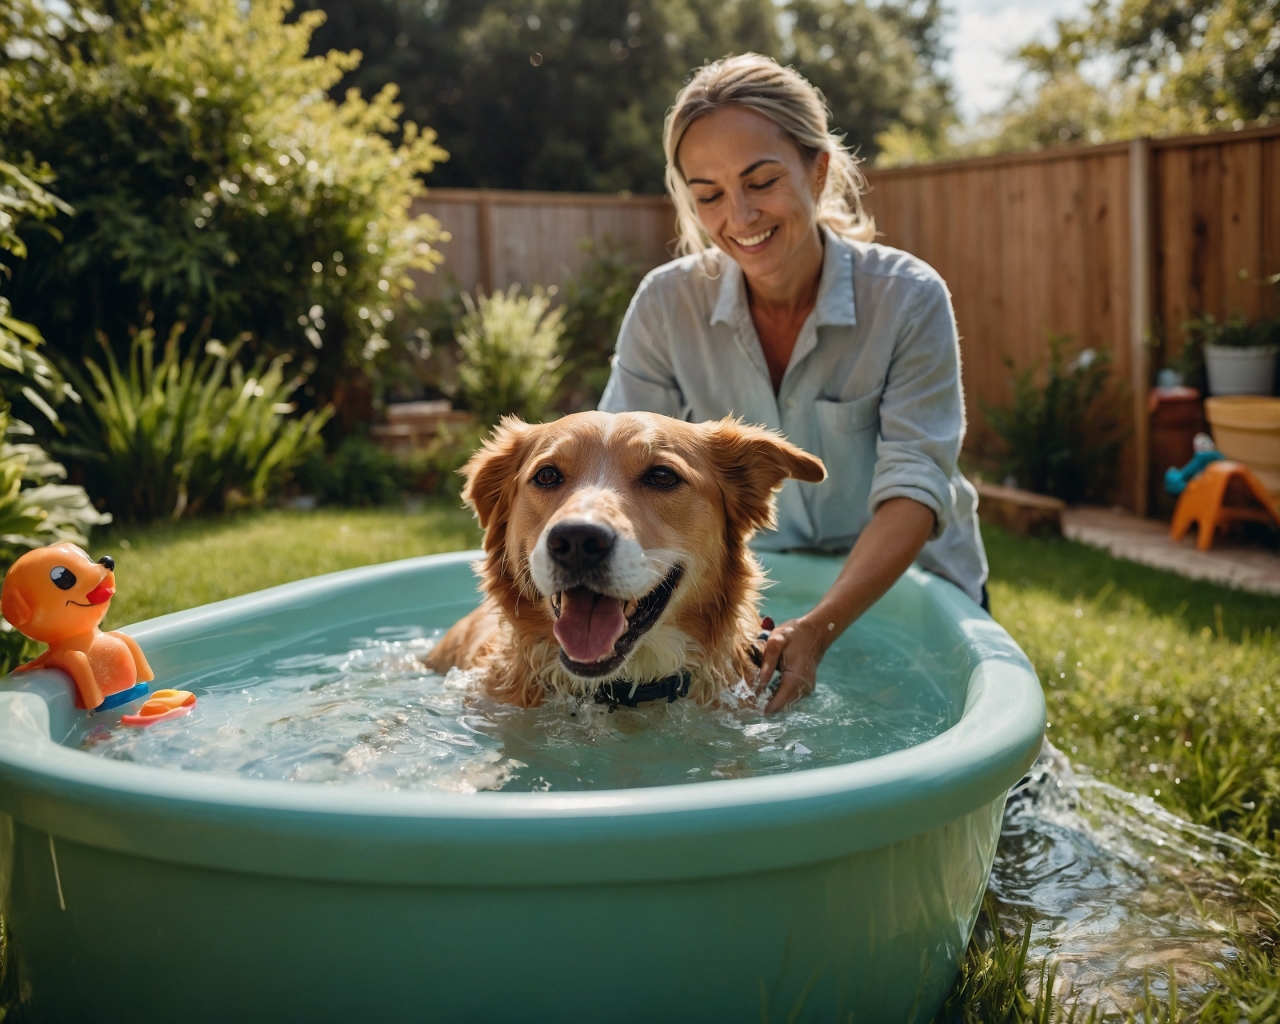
[97,555,115,571]
[724,187,759,226]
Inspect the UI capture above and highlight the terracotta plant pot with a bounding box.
[1205,395,1280,494]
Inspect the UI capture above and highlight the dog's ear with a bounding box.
[2,579,33,629]
[462,417,539,547]
[702,418,826,538]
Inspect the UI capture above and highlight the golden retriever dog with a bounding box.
[425,411,825,707]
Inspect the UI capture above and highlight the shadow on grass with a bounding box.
[982,524,1280,643]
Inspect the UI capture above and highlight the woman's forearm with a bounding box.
[803,496,936,651]
[757,496,936,712]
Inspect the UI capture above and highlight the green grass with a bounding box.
[9,508,1280,1020]
[937,526,1280,1023]
[983,524,1280,856]
[93,504,481,628]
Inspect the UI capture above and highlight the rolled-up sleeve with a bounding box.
[598,276,686,418]
[867,276,964,538]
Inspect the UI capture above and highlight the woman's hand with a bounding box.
[755,614,833,714]
[754,496,937,715]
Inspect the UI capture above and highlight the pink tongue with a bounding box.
[553,588,627,664]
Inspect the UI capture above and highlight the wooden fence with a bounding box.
[410,124,1280,515]
[863,123,1280,514]
[411,189,674,297]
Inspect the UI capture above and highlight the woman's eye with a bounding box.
[748,176,780,191]
[695,192,722,205]
[533,466,563,488]
[50,566,77,591]
[644,467,681,489]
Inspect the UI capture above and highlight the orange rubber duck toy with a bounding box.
[2,543,154,711]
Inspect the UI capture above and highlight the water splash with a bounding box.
[988,741,1269,1015]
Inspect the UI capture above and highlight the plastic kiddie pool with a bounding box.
[0,551,1043,1023]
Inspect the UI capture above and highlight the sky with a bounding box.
[943,0,1091,120]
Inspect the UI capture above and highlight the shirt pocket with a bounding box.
[807,394,881,543]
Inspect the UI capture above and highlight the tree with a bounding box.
[879,0,1278,164]
[786,0,954,162]
[0,0,446,410]
[293,0,953,191]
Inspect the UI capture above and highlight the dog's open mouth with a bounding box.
[550,566,683,678]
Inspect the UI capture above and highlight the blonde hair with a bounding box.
[663,53,874,257]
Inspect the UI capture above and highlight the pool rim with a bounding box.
[0,550,1045,887]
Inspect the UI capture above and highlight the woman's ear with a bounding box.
[702,418,826,539]
[462,417,538,548]
[812,151,830,200]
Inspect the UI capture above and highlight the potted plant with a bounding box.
[1184,313,1279,396]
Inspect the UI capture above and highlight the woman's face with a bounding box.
[678,106,828,283]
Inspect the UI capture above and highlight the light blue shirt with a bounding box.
[598,229,988,605]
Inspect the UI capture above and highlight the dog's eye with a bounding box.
[50,566,77,591]
[532,465,563,488]
[643,466,681,489]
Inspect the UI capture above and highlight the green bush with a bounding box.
[0,407,113,672]
[456,286,565,426]
[984,335,1125,504]
[0,164,110,672]
[295,426,480,506]
[558,242,644,412]
[65,327,329,521]
[0,0,446,408]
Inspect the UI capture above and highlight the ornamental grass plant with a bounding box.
[65,327,329,521]
[456,285,565,426]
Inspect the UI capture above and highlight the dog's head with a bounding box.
[461,411,824,686]
[1,543,117,644]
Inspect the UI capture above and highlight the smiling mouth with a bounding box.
[731,226,777,249]
[550,566,684,679]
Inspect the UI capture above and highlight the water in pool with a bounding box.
[79,622,958,791]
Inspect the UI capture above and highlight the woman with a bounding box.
[598,53,988,713]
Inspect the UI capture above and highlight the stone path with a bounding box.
[1061,506,1280,596]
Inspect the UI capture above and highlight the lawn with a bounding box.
[18,505,1280,1019]
[94,504,481,629]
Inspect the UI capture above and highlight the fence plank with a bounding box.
[411,190,674,299]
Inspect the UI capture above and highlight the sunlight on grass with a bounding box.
[938,526,1280,1024]
[95,504,481,629]
[984,526,1280,852]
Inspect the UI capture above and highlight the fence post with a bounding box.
[477,191,494,296]
[1128,138,1153,517]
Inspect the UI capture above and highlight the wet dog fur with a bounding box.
[425,411,825,706]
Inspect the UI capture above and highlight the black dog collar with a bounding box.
[593,670,692,711]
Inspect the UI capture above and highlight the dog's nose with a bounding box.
[546,521,616,573]
[97,556,115,571]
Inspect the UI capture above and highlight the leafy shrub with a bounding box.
[0,165,109,671]
[66,328,329,521]
[0,162,77,426]
[295,426,480,505]
[0,0,446,408]
[456,286,565,426]
[558,242,644,412]
[983,335,1125,504]
[298,436,404,507]
[0,408,113,672]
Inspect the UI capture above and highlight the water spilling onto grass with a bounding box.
[79,625,955,791]
[987,742,1268,1016]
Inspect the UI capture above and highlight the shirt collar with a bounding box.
[708,227,857,329]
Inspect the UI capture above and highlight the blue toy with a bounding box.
[1165,433,1224,496]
